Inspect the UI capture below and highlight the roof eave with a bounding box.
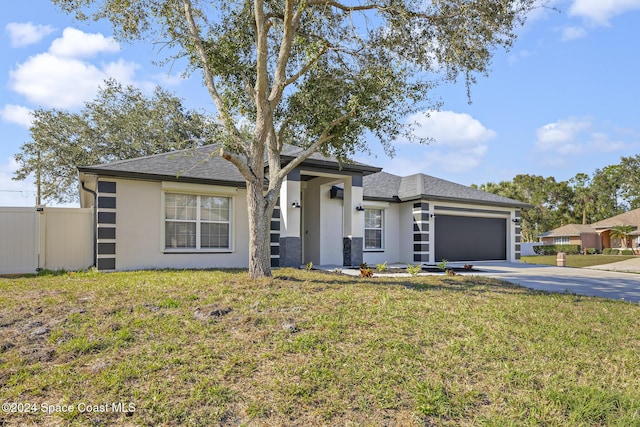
[77,167,247,188]
[280,156,382,175]
[398,194,531,209]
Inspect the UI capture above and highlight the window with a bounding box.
[364,208,384,250]
[553,236,570,245]
[165,193,231,250]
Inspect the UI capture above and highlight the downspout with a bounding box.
[81,180,98,268]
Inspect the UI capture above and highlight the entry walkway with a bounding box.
[320,262,640,303]
[473,262,640,303]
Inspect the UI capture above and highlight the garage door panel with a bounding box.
[435,215,506,261]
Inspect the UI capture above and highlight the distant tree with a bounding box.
[13,79,213,203]
[618,155,640,209]
[54,0,544,278]
[569,173,592,224]
[590,165,626,221]
[474,174,574,241]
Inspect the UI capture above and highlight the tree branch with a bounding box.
[254,0,269,109]
[219,146,255,181]
[269,0,301,104]
[277,112,352,181]
[182,0,246,150]
[283,44,330,88]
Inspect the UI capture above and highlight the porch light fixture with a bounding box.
[291,201,301,208]
[512,218,520,223]
[430,213,436,218]
[355,205,365,212]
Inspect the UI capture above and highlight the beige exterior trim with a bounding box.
[161,181,238,196]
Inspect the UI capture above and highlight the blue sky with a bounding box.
[1,1,639,206]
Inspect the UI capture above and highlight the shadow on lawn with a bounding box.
[276,269,547,298]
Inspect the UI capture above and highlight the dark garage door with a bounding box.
[435,215,506,261]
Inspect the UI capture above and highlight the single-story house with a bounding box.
[77,145,529,271]
[591,209,640,250]
[537,224,602,251]
[538,208,640,252]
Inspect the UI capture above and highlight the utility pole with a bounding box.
[36,151,41,206]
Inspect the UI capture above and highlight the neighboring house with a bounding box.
[538,208,640,252]
[538,224,602,252]
[591,209,640,250]
[77,145,529,271]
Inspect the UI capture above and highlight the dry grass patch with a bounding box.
[1,269,639,426]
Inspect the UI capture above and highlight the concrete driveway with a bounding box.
[475,262,640,303]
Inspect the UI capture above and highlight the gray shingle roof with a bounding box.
[78,145,529,208]
[363,172,529,208]
[538,224,598,238]
[591,208,640,228]
[78,145,246,185]
[78,143,380,184]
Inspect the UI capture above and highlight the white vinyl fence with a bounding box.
[520,242,543,257]
[0,207,94,274]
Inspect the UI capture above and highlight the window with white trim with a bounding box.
[553,236,570,245]
[364,208,384,250]
[165,193,231,250]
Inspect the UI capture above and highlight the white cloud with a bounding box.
[11,53,111,109]
[561,26,588,41]
[535,117,591,150]
[407,110,497,147]
[437,145,489,174]
[0,104,33,128]
[0,158,36,207]
[388,110,497,174]
[569,0,640,25]
[7,28,142,109]
[535,117,626,155]
[5,22,56,47]
[49,27,119,58]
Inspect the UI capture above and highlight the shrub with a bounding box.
[533,244,581,255]
[376,262,388,272]
[621,249,634,256]
[406,264,422,276]
[586,248,599,255]
[603,248,613,255]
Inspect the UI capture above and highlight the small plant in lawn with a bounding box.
[376,261,388,272]
[446,269,457,276]
[359,262,374,278]
[406,264,422,276]
[437,259,448,271]
[305,261,313,271]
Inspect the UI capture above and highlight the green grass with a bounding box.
[522,254,637,268]
[1,269,639,426]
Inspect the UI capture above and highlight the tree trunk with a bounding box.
[246,180,275,279]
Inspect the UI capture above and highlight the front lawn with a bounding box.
[1,269,639,426]
[521,254,637,268]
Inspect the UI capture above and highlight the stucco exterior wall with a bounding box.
[581,233,602,251]
[319,184,344,266]
[362,202,401,265]
[114,178,250,270]
[398,202,416,263]
[302,180,321,264]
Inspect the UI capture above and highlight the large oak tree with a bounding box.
[54,0,542,278]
